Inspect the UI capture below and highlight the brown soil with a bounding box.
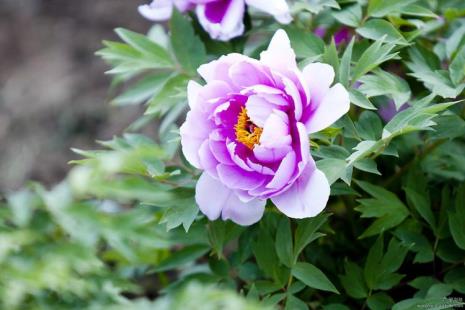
[0,0,154,191]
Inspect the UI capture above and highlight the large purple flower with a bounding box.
[139,0,291,41]
[180,30,350,225]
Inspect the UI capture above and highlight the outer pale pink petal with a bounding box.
[198,140,219,177]
[245,0,292,24]
[221,195,266,226]
[138,0,173,21]
[271,165,330,218]
[305,83,350,134]
[173,0,193,12]
[187,80,202,109]
[195,173,265,225]
[195,173,225,220]
[302,63,335,107]
[180,109,211,168]
[260,29,297,73]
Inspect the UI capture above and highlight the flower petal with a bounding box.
[221,195,266,226]
[302,62,335,107]
[217,164,265,190]
[305,83,350,134]
[260,29,297,73]
[138,0,173,21]
[198,53,249,85]
[271,164,330,218]
[196,0,245,41]
[187,80,202,109]
[266,150,296,189]
[180,109,212,169]
[195,172,226,220]
[245,0,292,24]
[195,173,265,225]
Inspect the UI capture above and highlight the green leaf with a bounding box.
[352,39,397,81]
[285,26,325,58]
[292,262,339,294]
[394,226,434,263]
[355,111,383,141]
[293,213,330,260]
[145,74,189,115]
[349,89,377,110]
[317,158,352,185]
[358,69,411,109]
[367,0,418,18]
[115,28,173,67]
[160,197,199,232]
[153,244,209,272]
[356,19,408,45]
[275,218,293,268]
[367,292,394,310]
[339,261,368,299]
[332,4,362,27]
[112,73,172,106]
[355,181,409,238]
[285,295,308,310]
[449,44,465,85]
[339,38,355,86]
[364,235,384,289]
[170,10,207,74]
[401,4,438,18]
[253,229,280,279]
[382,100,459,139]
[448,184,465,250]
[404,188,435,232]
[406,47,464,98]
[323,38,339,78]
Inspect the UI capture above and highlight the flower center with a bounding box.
[234,107,263,150]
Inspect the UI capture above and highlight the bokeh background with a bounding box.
[0,0,153,191]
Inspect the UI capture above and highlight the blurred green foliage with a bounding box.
[2,0,465,309]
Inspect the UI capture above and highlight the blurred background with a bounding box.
[0,0,152,191]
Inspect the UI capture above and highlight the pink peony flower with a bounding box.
[180,30,350,225]
[138,0,292,41]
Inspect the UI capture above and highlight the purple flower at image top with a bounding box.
[139,0,291,41]
[378,100,410,123]
[314,26,352,46]
[180,30,350,226]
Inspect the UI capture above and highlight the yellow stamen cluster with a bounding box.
[234,107,263,150]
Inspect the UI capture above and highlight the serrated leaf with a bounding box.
[356,181,409,238]
[333,4,362,27]
[357,19,408,45]
[448,184,465,250]
[450,44,465,85]
[339,261,368,299]
[293,213,330,261]
[170,10,207,74]
[358,69,411,109]
[367,0,418,18]
[317,158,352,185]
[352,39,397,81]
[292,262,339,294]
[349,88,377,110]
[285,26,325,58]
[339,38,355,86]
[115,28,173,67]
[153,244,209,272]
[275,218,293,268]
